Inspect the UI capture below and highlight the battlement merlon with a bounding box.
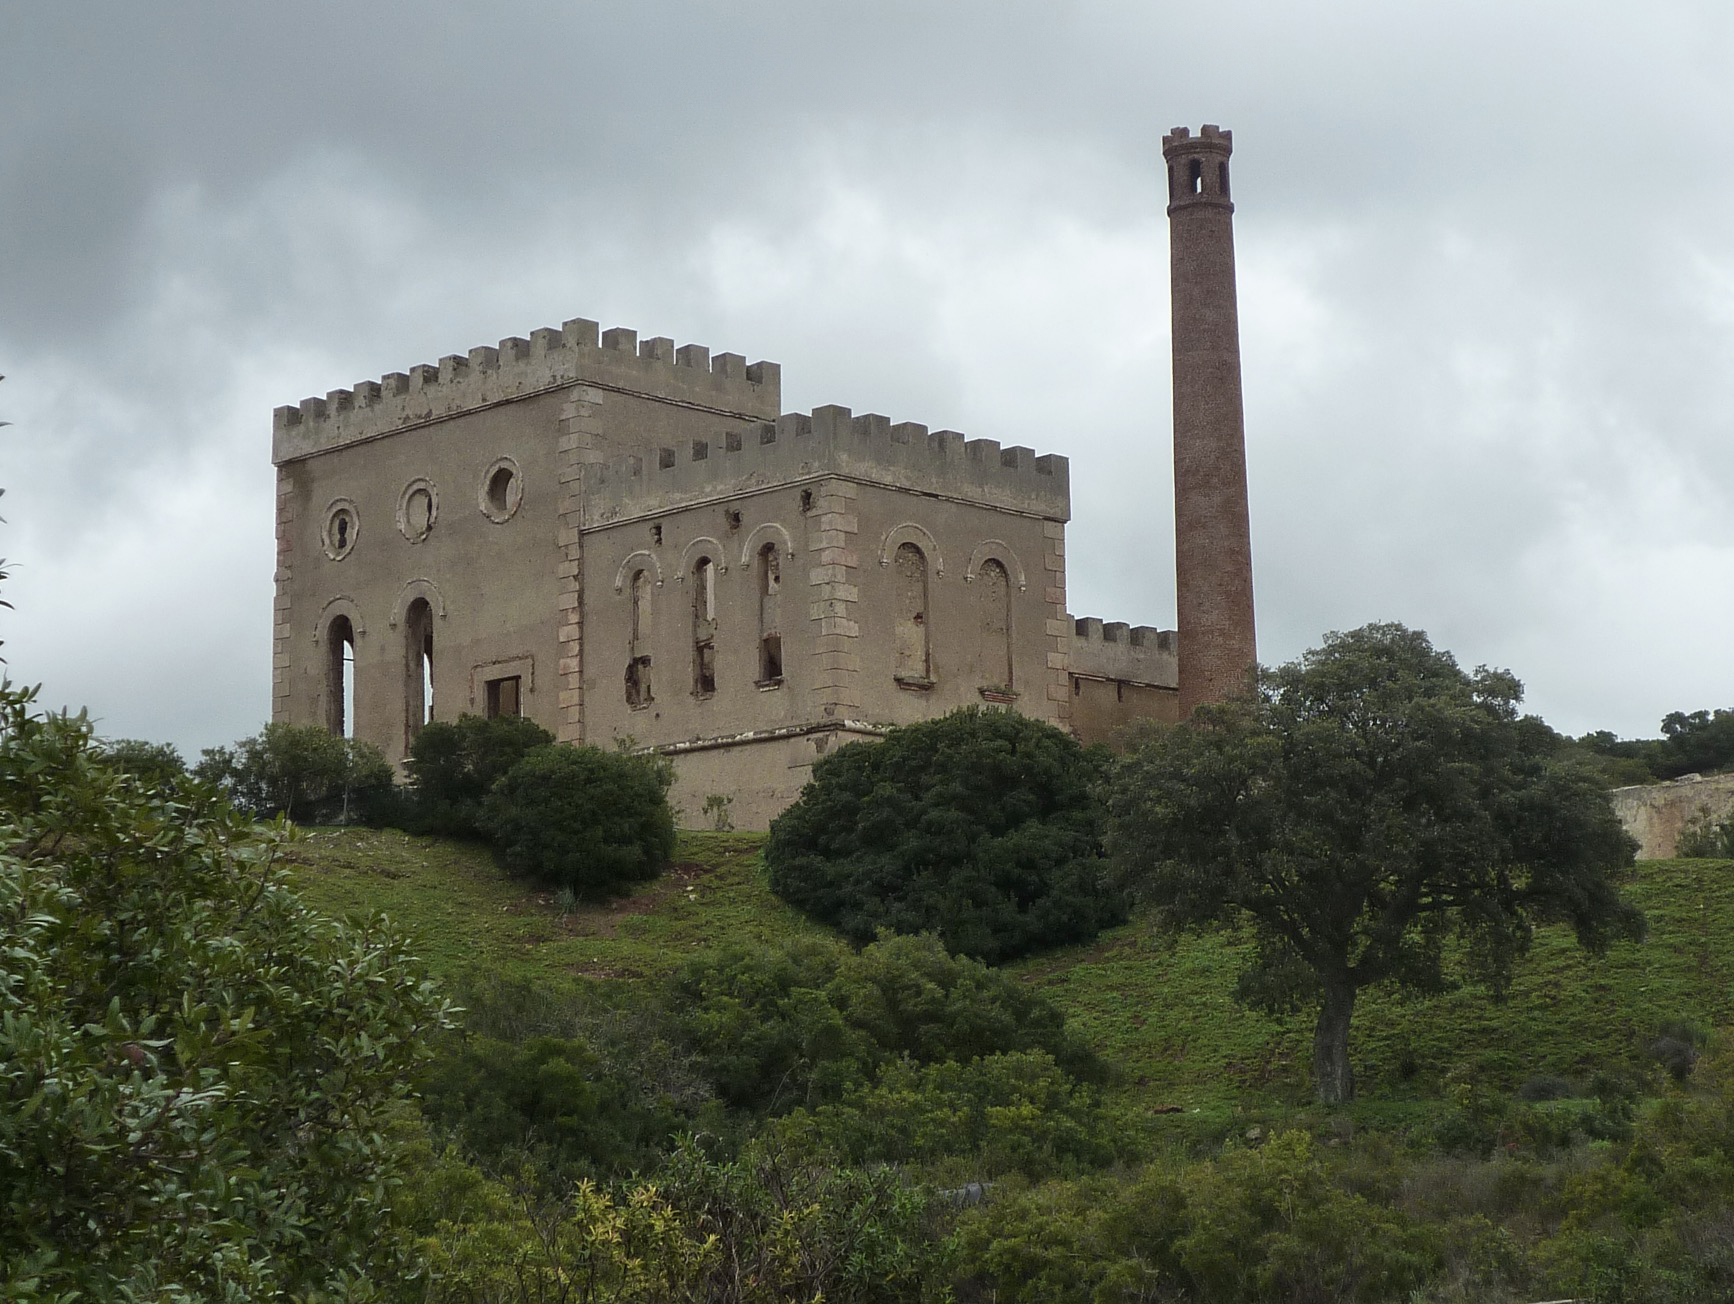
[1162,124,1233,156]
[1069,616,1178,688]
[584,403,1070,525]
[271,318,781,464]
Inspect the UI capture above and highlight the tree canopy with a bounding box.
[0,685,452,1297]
[766,707,1123,963]
[1106,623,1645,1104]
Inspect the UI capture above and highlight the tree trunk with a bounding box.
[1311,982,1357,1105]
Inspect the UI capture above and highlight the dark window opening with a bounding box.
[485,675,522,718]
[692,556,717,697]
[1188,158,1203,194]
[1117,680,1125,702]
[404,597,435,746]
[625,656,653,708]
[757,541,782,685]
[627,568,653,707]
[326,615,356,738]
[1219,161,1230,198]
[726,509,742,532]
[695,641,716,696]
[651,524,663,546]
[799,489,813,513]
[486,465,515,515]
[336,516,350,549]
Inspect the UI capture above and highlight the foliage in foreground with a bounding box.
[1108,622,1645,1104]
[767,708,1123,963]
[0,686,452,1299]
[405,1135,952,1304]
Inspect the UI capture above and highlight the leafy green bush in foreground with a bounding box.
[0,686,452,1299]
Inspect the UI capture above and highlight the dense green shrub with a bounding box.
[772,1049,1116,1174]
[406,1136,950,1303]
[406,711,553,837]
[420,974,724,1184]
[766,708,1123,963]
[0,684,451,1299]
[955,1132,1440,1304]
[420,1035,696,1181]
[194,720,395,823]
[669,934,1102,1114]
[483,742,675,897]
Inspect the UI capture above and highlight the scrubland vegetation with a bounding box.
[11,625,1734,1300]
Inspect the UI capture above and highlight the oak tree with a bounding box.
[1107,623,1644,1104]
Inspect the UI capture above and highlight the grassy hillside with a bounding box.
[285,828,1734,1111]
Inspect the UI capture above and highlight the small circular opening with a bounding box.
[324,502,359,559]
[487,466,515,514]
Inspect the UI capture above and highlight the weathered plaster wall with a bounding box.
[1067,618,1180,746]
[273,312,1180,830]
[1609,773,1734,859]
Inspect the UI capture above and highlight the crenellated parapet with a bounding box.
[584,403,1070,524]
[1069,616,1178,688]
[272,318,781,464]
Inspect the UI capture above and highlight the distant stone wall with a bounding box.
[1608,773,1734,859]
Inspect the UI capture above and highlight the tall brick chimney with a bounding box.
[1164,124,1256,715]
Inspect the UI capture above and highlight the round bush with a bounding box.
[765,707,1124,963]
[407,712,554,837]
[483,743,675,897]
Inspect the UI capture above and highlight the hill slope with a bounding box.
[285,829,1734,1108]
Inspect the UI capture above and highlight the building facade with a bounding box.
[271,124,1253,828]
[270,321,1176,828]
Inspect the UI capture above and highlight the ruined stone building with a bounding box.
[269,125,1254,828]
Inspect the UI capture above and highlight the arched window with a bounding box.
[757,542,782,684]
[403,597,435,746]
[893,542,931,685]
[978,558,1012,693]
[626,568,653,707]
[692,556,717,696]
[326,614,356,738]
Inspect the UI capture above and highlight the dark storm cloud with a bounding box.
[2,0,1732,752]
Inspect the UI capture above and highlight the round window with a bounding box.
[479,457,522,523]
[396,477,439,543]
[323,499,360,561]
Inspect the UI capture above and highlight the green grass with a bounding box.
[282,828,821,986]
[286,829,1734,1116]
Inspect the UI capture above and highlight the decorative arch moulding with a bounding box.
[739,521,798,568]
[388,577,449,629]
[876,521,945,576]
[612,549,665,593]
[963,539,1028,592]
[311,594,367,644]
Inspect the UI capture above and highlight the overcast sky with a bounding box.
[3,2,1732,755]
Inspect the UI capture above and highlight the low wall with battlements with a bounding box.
[584,404,1070,526]
[1068,616,1179,746]
[272,318,780,465]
